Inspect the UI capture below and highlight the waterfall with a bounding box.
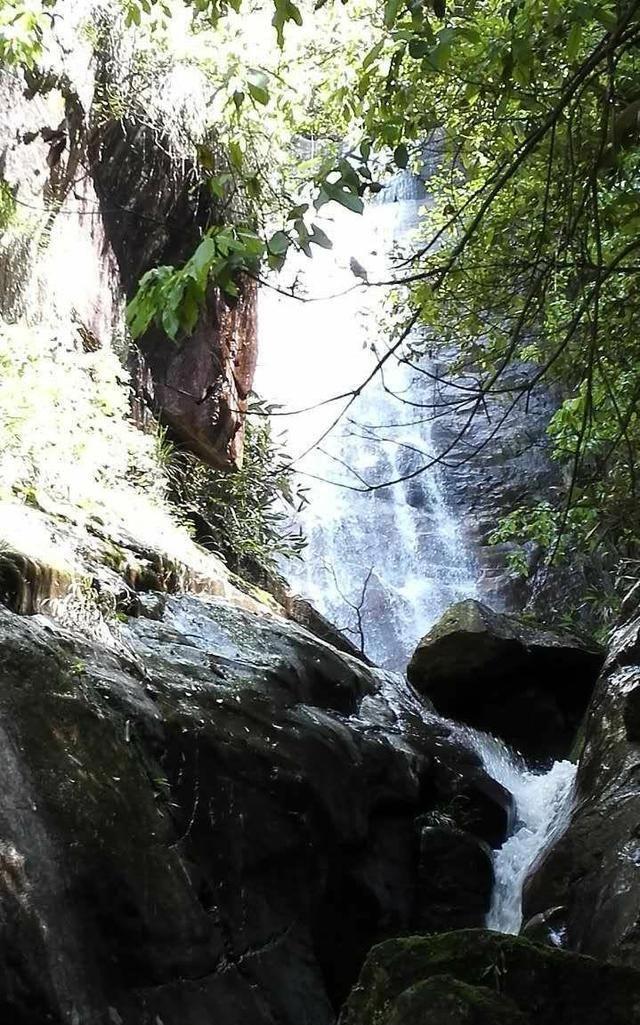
[256,172,577,935]
[467,731,577,934]
[256,175,477,669]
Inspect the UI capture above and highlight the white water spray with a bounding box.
[257,174,477,669]
[470,732,577,933]
[257,167,577,933]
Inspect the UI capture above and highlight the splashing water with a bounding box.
[470,733,578,933]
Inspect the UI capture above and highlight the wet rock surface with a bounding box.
[415,827,494,932]
[431,358,562,613]
[523,607,640,966]
[338,929,640,1025]
[408,600,603,761]
[0,595,509,1025]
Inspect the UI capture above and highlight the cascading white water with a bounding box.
[469,732,577,933]
[356,678,578,935]
[256,175,477,669]
[256,167,577,934]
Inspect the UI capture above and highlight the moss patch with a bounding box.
[340,929,640,1025]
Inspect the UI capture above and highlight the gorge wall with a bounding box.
[0,1,256,474]
[1,7,639,1025]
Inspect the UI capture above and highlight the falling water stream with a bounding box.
[257,171,477,670]
[474,735,577,933]
[256,170,577,935]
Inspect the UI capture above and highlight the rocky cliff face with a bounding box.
[92,119,258,470]
[523,596,640,964]
[0,584,510,1025]
[0,5,256,471]
[430,354,570,616]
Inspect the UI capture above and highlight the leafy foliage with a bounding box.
[166,417,307,572]
[0,319,162,511]
[9,0,640,621]
[338,0,640,616]
[126,226,265,340]
[0,0,56,68]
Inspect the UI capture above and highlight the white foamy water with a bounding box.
[476,735,577,933]
[256,163,576,928]
[256,173,477,669]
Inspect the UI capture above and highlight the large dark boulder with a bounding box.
[0,595,510,1025]
[407,600,603,761]
[338,929,640,1025]
[415,827,494,932]
[523,606,640,967]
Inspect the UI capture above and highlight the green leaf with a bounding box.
[310,223,333,249]
[192,236,217,278]
[247,69,270,105]
[408,37,431,58]
[362,40,384,70]
[209,173,232,199]
[248,81,269,105]
[287,203,309,220]
[268,252,287,271]
[394,143,409,169]
[384,0,402,30]
[267,230,291,256]
[161,304,181,341]
[567,22,582,60]
[323,183,364,213]
[272,0,303,45]
[594,7,617,30]
[229,140,243,169]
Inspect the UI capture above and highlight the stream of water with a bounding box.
[257,173,477,671]
[473,733,577,933]
[257,171,577,935]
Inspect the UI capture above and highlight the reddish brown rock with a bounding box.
[92,119,258,470]
[137,279,257,469]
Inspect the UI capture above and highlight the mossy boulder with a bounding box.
[407,600,603,760]
[387,975,528,1024]
[339,929,640,1025]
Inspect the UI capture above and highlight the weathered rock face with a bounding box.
[431,357,563,613]
[523,605,640,966]
[92,120,257,470]
[0,24,258,472]
[338,930,640,1025]
[407,600,603,762]
[0,592,511,1025]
